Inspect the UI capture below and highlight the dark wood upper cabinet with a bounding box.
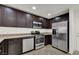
[0,6,2,26]
[2,7,17,27]
[25,14,33,28]
[16,11,26,27]
[32,15,41,22]
[0,5,52,29]
[46,20,52,29]
[42,18,47,29]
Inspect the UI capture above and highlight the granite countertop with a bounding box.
[0,33,34,39]
[0,32,52,39]
[41,32,52,35]
[0,32,52,43]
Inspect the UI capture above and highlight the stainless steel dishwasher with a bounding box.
[22,36,34,53]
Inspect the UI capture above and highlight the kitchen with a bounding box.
[0,4,78,55]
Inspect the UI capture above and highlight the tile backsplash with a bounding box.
[0,27,52,34]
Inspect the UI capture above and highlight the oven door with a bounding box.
[35,37,45,49]
[35,37,44,44]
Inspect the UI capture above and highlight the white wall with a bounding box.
[0,27,52,35]
[69,8,76,54]
[72,8,79,51]
[69,8,79,54]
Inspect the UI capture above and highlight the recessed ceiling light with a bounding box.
[32,6,36,10]
[48,13,51,16]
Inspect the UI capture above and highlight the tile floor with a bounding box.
[23,45,69,55]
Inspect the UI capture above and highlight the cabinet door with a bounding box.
[0,40,8,55]
[23,38,34,53]
[45,35,52,45]
[42,19,47,29]
[16,11,26,27]
[0,6,2,26]
[8,39,22,55]
[46,20,52,29]
[45,35,48,45]
[32,15,39,22]
[25,14,33,28]
[2,7,16,27]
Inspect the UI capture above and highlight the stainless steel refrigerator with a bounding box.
[52,21,69,52]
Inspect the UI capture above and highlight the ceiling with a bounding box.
[4,4,79,19]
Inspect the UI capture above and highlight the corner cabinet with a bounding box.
[45,35,52,46]
[0,38,22,55]
[42,19,47,29]
[46,20,52,29]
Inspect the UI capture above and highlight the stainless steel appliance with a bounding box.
[52,21,69,52]
[35,34,45,49]
[31,31,45,50]
[33,21,42,29]
[22,37,34,53]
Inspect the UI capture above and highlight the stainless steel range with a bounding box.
[31,31,45,50]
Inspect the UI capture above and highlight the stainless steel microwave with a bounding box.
[33,21,42,29]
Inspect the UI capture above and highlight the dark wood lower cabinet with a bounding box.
[0,40,8,55]
[0,38,22,55]
[8,38,22,55]
[45,35,52,46]
[0,35,52,55]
